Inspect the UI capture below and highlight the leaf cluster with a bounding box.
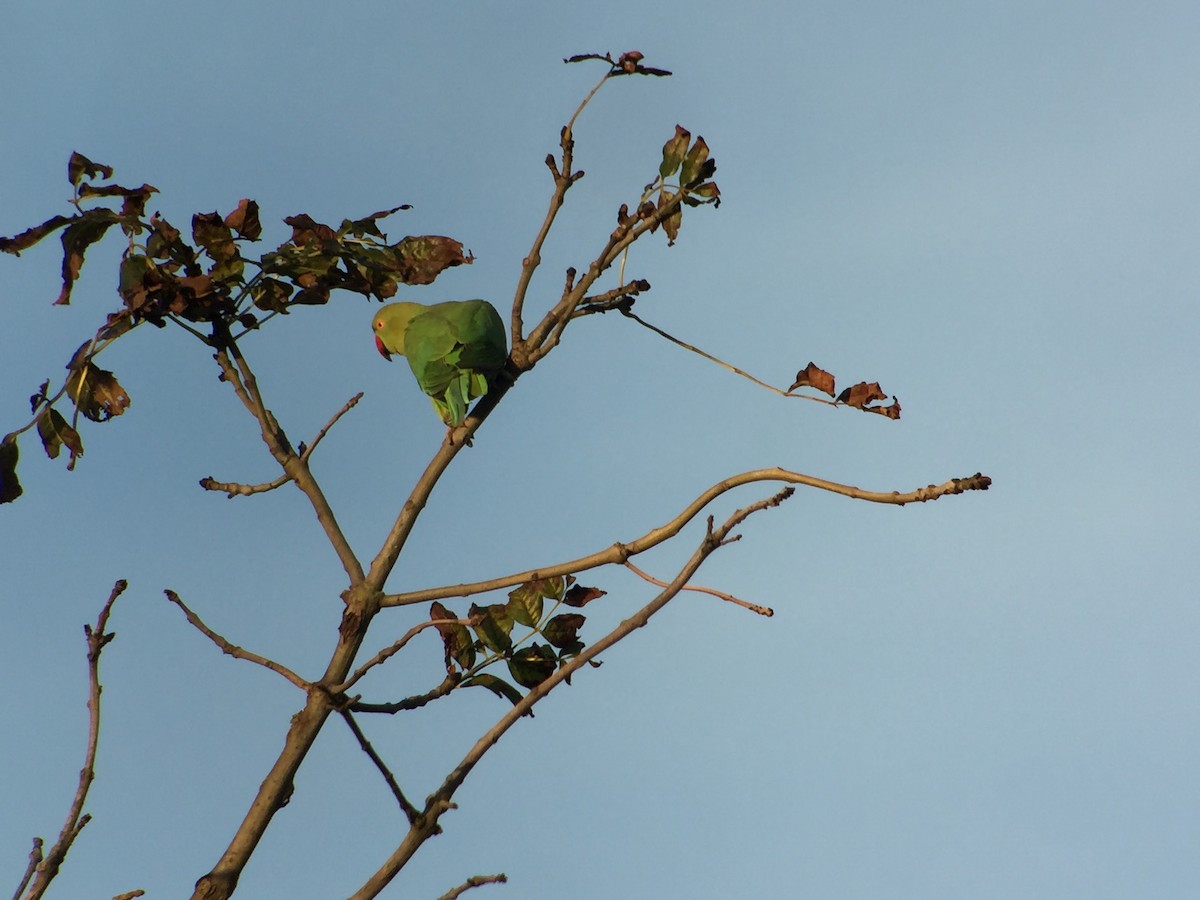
[0,154,471,502]
[432,576,605,708]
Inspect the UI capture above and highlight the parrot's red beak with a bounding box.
[375,334,391,360]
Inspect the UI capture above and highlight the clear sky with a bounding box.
[2,2,1197,898]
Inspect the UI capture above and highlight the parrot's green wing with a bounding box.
[402,300,507,426]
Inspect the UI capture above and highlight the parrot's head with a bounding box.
[372,302,423,360]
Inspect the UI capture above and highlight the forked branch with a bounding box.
[348,489,793,898]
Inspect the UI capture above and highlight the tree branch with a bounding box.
[163,590,310,691]
[623,560,773,617]
[349,489,794,898]
[198,391,363,499]
[350,672,462,715]
[21,580,129,900]
[380,469,991,608]
[437,873,508,900]
[338,710,420,824]
[212,343,364,583]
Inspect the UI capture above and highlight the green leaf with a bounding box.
[659,125,690,179]
[508,643,557,689]
[192,212,242,282]
[462,673,525,708]
[36,407,83,464]
[656,191,682,246]
[431,602,476,671]
[250,277,294,313]
[542,613,586,649]
[470,603,514,655]
[68,151,114,187]
[680,136,711,186]
[0,436,22,504]
[506,584,543,627]
[682,181,721,208]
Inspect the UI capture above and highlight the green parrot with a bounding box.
[372,299,508,427]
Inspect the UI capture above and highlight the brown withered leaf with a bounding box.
[224,199,262,241]
[0,214,76,256]
[37,407,83,465]
[340,205,412,239]
[390,235,474,285]
[837,381,887,409]
[0,437,23,504]
[56,209,122,304]
[284,214,337,247]
[77,182,158,221]
[789,362,836,397]
[431,601,476,671]
[873,397,901,420]
[67,151,114,187]
[563,584,606,608]
[65,360,131,422]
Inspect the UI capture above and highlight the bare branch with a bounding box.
[163,590,310,691]
[21,580,127,900]
[380,469,990,608]
[620,306,805,400]
[197,391,363,499]
[338,710,420,824]
[12,838,42,900]
[350,672,462,715]
[299,391,364,460]
[198,474,289,498]
[351,489,793,898]
[437,873,508,900]
[624,561,773,617]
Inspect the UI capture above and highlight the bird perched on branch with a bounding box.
[372,300,507,427]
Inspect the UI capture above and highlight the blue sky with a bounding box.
[2,2,1198,898]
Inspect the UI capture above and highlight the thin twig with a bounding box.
[437,873,508,900]
[21,580,127,900]
[338,710,420,824]
[619,308,834,405]
[351,672,462,715]
[163,590,310,691]
[623,561,773,617]
[12,838,42,900]
[380,469,991,608]
[300,392,364,460]
[198,391,364,498]
[198,474,289,497]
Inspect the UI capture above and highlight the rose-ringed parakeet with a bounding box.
[372,299,508,426]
